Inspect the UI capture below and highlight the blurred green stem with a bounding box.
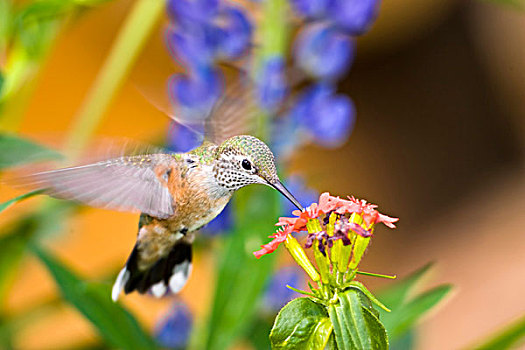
[260,0,288,59]
[63,0,165,158]
[255,0,289,141]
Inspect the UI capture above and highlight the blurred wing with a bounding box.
[18,154,175,218]
[204,72,259,144]
[133,57,259,145]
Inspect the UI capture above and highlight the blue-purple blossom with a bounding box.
[328,0,380,35]
[165,25,218,68]
[215,6,253,60]
[166,5,252,67]
[291,83,355,147]
[155,301,193,349]
[309,94,355,147]
[167,0,219,25]
[168,67,223,117]
[257,56,288,112]
[294,22,354,80]
[290,0,330,19]
[262,266,304,312]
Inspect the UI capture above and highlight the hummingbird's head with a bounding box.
[215,135,303,210]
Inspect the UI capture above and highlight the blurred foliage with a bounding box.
[472,314,525,350]
[0,0,112,128]
[0,200,75,300]
[0,133,61,168]
[0,189,42,213]
[1,0,525,349]
[32,244,157,350]
[377,264,452,348]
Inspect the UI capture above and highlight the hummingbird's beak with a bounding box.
[270,180,304,211]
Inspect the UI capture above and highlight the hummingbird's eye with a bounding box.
[241,159,252,171]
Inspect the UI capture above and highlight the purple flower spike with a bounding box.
[291,0,330,19]
[168,67,223,118]
[165,26,218,68]
[292,83,355,148]
[295,22,354,80]
[167,0,219,25]
[310,94,355,147]
[216,6,253,60]
[328,0,381,35]
[290,82,333,124]
[155,301,193,349]
[257,56,288,112]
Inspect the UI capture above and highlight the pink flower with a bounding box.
[253,192,398,258]
[254,225,294,258]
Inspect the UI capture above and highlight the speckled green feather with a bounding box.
[188,141,217,165]
[216,135,278,183]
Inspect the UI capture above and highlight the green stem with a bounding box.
[255,0,289,141]
[356,271,397,279]
[63,0,165,158]
[260,0,288,59]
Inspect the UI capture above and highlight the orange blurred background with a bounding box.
[2,0,525,349]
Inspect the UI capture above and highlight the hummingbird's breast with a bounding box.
[135,157,231,270]
[165,160,232,232]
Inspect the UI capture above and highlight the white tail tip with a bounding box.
[112,267,130,302]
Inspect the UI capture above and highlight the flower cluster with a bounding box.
[254,192,397,294]
[165,0,252,118]
[274,0,380,150]
[255,192,397,257]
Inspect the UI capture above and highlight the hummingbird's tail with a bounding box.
[111,241,192,301]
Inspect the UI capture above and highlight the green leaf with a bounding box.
[0,231,30,309]
[471,314,525,350]
[347,282,390,312]
[329,289,388,350]
[13,0,71,58]
[193,187,280,350]
[31,245,157,350]
[0,189,43,213]
[389,329,415,350]
[270,297,332,350]
[246,317,273,350]
[0,133,61,169]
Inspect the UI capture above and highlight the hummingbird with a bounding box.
[21,76,303,301]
